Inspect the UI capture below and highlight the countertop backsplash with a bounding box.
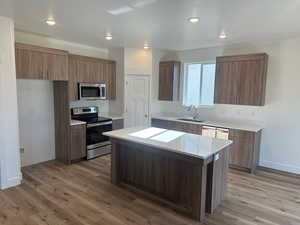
[70,100,110,115]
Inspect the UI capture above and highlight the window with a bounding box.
[183,63,216,107]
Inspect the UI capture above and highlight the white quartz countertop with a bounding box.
[101,114,124,120]
[70,120,87,126]
[152,116,263,132]
[104,127,232,160]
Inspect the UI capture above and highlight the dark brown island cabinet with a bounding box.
[104,127,232,221]
[152,118,262,173]
[214,53,268,106]
[158,61,181,101]
[15,42,117,164]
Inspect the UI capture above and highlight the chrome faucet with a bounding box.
[187,105,201,121]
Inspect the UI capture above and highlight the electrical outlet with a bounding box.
[20,148,25,154]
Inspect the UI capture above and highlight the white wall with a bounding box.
[17,80,55,167]
[124,48,153,75]
[15,31,114,167]
[0,17,21,189]
[152,38,300,174]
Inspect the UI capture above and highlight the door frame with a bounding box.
[124,74,151,128]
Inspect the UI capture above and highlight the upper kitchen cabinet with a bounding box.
[214,53,268,106]
[158,61,181,101]
[15,43,68,80]
[68,54,116,101]
[104,61,116,100]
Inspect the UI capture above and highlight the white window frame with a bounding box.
[183,61,216,107]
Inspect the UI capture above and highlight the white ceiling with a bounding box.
[1,0,300,50]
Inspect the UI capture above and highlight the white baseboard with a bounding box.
[0,173,22,190]
[260,160,300,175]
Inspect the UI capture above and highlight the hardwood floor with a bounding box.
[1,155,300,225]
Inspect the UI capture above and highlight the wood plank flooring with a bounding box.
[1,155,300,225]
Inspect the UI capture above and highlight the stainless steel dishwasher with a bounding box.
[201,126,229,140]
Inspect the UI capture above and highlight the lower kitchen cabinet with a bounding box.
[152,118,202,135]
[112,119,124,130]
[151,118,262,173]
[70,124,86,162]
[229,129,262,173]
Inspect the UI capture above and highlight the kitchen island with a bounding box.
[104,127,232,221]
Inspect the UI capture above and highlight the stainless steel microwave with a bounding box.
[78,83,106,100]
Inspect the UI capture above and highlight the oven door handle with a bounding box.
[87,121,112,128]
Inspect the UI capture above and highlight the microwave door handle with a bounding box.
[101,86,106,99]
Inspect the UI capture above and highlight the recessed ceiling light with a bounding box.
[144,44,150,50]
[46,19,56,26]
[219,31,227,39]
[105,34,112,40]
[188,17,200,24]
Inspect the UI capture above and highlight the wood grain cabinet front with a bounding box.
[15,43,68,80]
[152,119,202,134]
[68,54,116,101]
[228,129,262,172]
[70,124,86,162]
[112,119,124,130]
[158,61,181,101]
[214,53,268,106]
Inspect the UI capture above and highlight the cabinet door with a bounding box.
[15,48,45,79]
[16,43,68,80]
[112,119,124,130]
[214,61,240,104]
[68,56,79,101]
[238,59,267,106]
[215,54,268,106]
[70,124,86,161]
[182,123,201,134]
[104,62,116,100]
[228,129,254,169]
[15,48,31,79]
[77,60,90,82]
[159,62,174,101]
[46,54,68,81]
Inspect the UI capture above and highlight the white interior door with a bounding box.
[124,75,150,128]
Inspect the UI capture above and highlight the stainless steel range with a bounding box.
[71,106,112,159]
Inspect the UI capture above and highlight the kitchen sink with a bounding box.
[178,118,205,123]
